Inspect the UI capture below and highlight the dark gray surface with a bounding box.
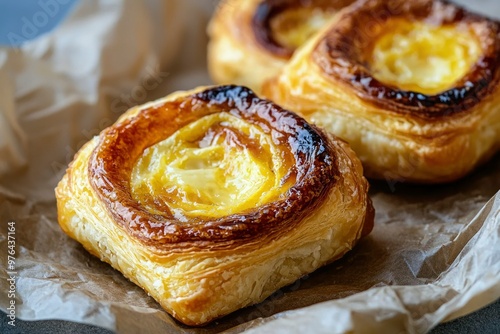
[1,298,499,333]
[1,311,113,334]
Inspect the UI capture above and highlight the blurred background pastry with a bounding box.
[263,0,500,183]
[207,0,356,93]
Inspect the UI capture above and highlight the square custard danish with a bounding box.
[262,0,500,183]
[55,85,374,326]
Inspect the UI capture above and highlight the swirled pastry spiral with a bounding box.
[207,0,355,93]
[263,0,500,183]
[55,85,374,326]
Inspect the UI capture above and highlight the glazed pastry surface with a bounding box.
[264,0,500,183]
[207,0,355,93]
[56,85,374,326]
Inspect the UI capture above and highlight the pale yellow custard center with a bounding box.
[370,20,482,95]
[271,8,334,50]
[130,113,293,219]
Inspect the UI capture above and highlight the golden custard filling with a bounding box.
[370,20,482,95]
[130,113,293,219]
[271,7,334,50]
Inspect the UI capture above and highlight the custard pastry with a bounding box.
[263,0,500,183]
[55,85,374,326]
[207,0,356,93]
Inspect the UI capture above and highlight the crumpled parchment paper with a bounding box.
[0,0,499,333]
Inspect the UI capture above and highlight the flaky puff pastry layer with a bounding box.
[263,0,500,183]
[55,85,374,326]
[207,0,355,93]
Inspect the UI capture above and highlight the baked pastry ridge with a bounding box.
[263,0,500,183]
[56,85,374,325]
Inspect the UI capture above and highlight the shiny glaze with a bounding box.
[313,0,500,118]
[89,86,338,250]
[252,0,355,58]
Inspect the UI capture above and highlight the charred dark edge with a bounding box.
[252,0,297,58]
[252,0,354,59]
[89,85,338,251]
[313,0,500,118]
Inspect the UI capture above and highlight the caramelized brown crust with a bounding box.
[313,0,500,118]
[89,86,339,252]
[253,0,356,58]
